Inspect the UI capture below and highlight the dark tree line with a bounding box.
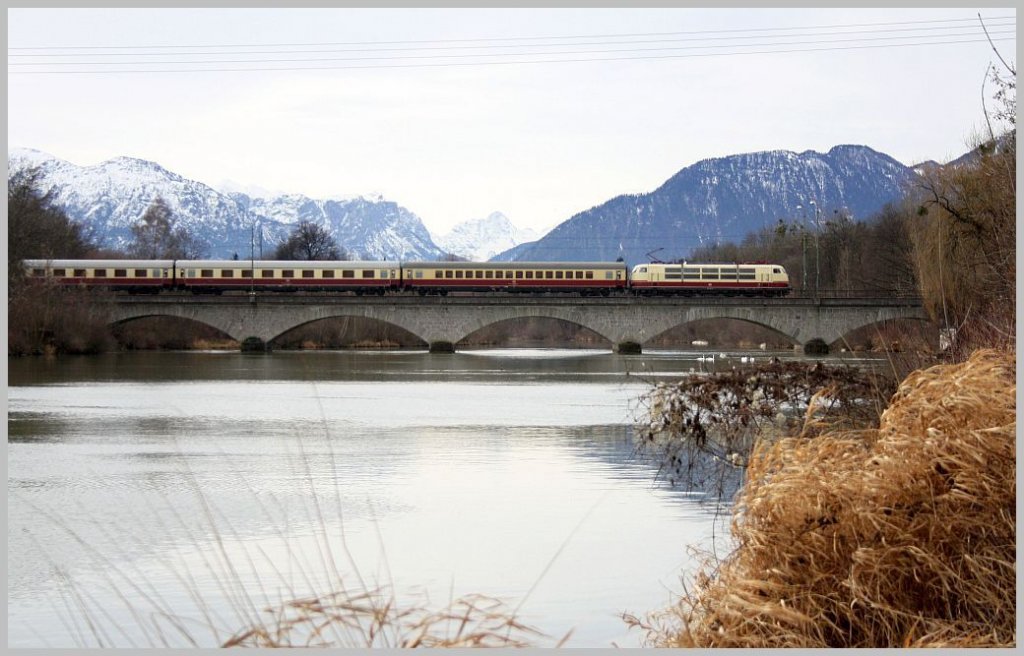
[7,169,94,287]
[687,204,918,298]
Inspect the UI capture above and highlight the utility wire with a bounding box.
[8,14,1015,51]
[8,28,1016,67]
[8,19,1016,58]
[8,35,1016,74]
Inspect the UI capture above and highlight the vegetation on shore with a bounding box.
[630,349,1015,647]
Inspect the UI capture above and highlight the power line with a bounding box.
[8,35,1016,75]
[8,18,1015,58]
[8,14,1015,51]
[8,27,1016,67]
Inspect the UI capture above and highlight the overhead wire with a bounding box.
[8,18,1017,57]
[7,14,1016,50]
[7,15,1016,74]
[7,28,1017,68]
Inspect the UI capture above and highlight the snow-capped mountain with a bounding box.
[431,212,540,261]
[494,145,920,266]
[7,148,446,261]
[10,144,934,267]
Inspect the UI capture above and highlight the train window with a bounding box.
[484,270,492,278]
[638,267,648,273]
[504,271,513,278]
[114,269,127,277]
[95,269,107,277]
[445,270,453,278]
[585,271,593,279]
[282,270,294,278]
[574,271,582,279]
[342,270,355,278]
[362,270,375,278]
[32,268,45,277]
[702,269,719,280]
[222,270,234,278]
[525,271,533,279]
[322,270,334,279]
[261,270,275,278]
[773,267,782,274]
[683,268,700,279]
[455,271,464,279]
[53,269,66,276]
[74,269,86,277]
[152,269,162,277]
[134,269,147,277]
[475,271,484,279]
[302,270,315,278]
[555,271,563,279]
[241,270,252,278]
[515,271,524,279]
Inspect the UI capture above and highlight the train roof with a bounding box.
[23,259,176,268]
[631,262,786,268]
[403,261,626,269]
[180,259,397,268]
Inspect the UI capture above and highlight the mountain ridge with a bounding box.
[10,144,930,265]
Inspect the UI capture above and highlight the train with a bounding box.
[22,259,792,297]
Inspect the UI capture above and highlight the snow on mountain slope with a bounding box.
[431,212,540,261]
[8,148,445,260]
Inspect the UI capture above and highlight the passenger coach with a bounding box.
[401,261,628,295]
[23,259,176,292]
[180,260,400,294]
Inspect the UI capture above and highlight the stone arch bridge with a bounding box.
[102,294,931,354]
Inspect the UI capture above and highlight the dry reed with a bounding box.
[222,588,547,648]
[635,348,1016,647]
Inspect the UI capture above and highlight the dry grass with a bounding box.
[635,360,895,496]
[223,588,548,648]
[632,348,1016,647]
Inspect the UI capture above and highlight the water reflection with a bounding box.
[7,348,879,648]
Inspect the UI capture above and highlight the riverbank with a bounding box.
[633,348,1015,647]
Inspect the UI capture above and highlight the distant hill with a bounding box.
[7,148,446,261]
[430,211,539,261]
[10,144,936,266]
[494,145,919,266]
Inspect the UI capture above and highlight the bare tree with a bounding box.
[272,220,346,260]
[129,196,204,259]
[8,168,93,285]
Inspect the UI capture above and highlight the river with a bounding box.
[7,348,881,647]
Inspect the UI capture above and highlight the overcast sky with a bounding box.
[6,7,1017,234]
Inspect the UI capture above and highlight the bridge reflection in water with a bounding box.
[102,293,930,355]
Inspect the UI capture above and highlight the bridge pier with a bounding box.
[614,341,642,354]
[428,340,456,354]
[800,338,830,355]
[240,336,271,353]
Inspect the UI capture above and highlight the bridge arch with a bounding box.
[107,309,244,344]
[832,316,938,352]
[645,316,798,349]
[267,314,427,349]
[456,314,612,349]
